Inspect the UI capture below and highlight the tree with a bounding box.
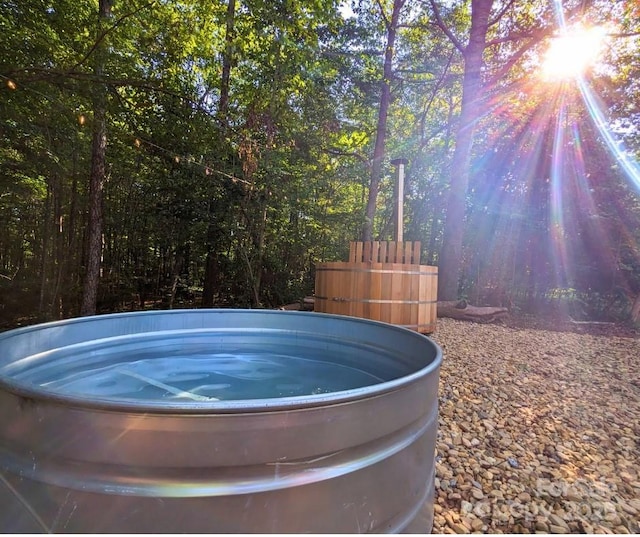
[202,0,236,308]
[430,0,493,300]
[80,0,112,315]
[1,0,638,329]
[428,0,570,300]
[361,0,406,241]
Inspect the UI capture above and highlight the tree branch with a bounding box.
[11,67,194,102]
[427,0,465,53]
[419,49,455,143]
[609,31,640,38]
[484,28,552,88]
[67,1,157,73]
[323,147,371,165]
[485,30,540,47]
[0,268,19,281]
[320,48,384,59]
[374,0,391,31]
[488,0,516,28]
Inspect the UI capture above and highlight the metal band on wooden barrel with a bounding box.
[316,267,438,276]
[315,296,437,305]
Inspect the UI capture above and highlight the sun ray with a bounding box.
[549,94,573,289]
[547,2,640,194]
[578,79,640,192]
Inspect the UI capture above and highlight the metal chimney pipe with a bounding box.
[390,158,408,242]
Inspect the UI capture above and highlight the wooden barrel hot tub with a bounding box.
[315,241,438,333]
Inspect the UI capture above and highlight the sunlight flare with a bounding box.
[542,26,607,81]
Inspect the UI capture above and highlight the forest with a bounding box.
[1,0,639,329]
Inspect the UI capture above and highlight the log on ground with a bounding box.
[279,297,315,311]
[437,300,508,323]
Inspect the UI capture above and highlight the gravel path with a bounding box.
[428,318,640,534]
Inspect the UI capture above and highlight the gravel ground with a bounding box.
[427,318,640,534]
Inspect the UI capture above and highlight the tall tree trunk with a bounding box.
[362,0,405,242]
[202,0,235,307]
[252,194,269,307]
[80,0,112,316]
[201,219,221,307]
[39,180,51,315]
[218,0,235,130]
[436,0,493,301]
[168,252,184,310]
[67,145,79,315]
[52,172,65,317]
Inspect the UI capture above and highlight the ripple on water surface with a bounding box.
[8,342,387,402]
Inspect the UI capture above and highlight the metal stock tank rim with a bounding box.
[0,309,442,414]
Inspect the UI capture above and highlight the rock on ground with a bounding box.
[427,318,639,535]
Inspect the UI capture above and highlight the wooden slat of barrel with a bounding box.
[379,242,388,264]
[388,241,396,263]
[412,242,421,264]
[356,242,364,263]
[409,264,419,328]
[390,263,403,325]
[419,265,429,330]
[339,262,351,316]
[352,262,365,319]
[348,241,422,264]
[429,265,438,329]
[410,264,420,327]
[419,264,438,332]
[369,262,382,321]
[404,242,412,264]
[363,241,372,263]
[371,241,380,263]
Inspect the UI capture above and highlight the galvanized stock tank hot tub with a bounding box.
[0,310,441,533]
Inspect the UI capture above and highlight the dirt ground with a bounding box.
[423,317,639,534]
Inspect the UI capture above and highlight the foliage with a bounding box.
[0,0,638,328]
